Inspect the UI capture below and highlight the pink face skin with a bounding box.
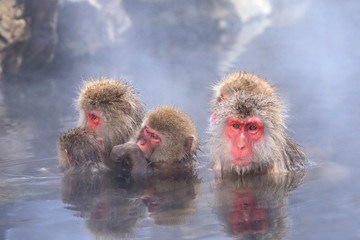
[226,117,264,166]
[137,126,162,159]
[86,110,102,133]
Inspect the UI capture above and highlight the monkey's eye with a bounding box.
[232,123,240,129]
[151,134,159,140]
[91,114,97,120]
[249,125,257,131]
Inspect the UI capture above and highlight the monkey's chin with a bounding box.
[231,158,252,167]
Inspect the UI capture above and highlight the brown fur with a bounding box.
[58,128,105,171]
[77,78,145,157]
[209,72,307,175]
[213,72,276,107]
[139,106,199,165]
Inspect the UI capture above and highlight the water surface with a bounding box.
[1,0,360,239]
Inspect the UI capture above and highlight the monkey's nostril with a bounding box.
[240,145,245,150]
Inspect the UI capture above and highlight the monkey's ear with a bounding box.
[184,136,194,153]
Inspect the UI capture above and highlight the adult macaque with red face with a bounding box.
[110,106,199,175]
[77,78,145,159]
[209,72,307,175]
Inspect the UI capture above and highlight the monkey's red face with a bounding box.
[137,126,162,159]
[226,117,264,166]
[86,110,102,132]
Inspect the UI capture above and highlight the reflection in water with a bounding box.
[214,171,305,239]
[61,170,145,238]
[142,170,200,226]
[0,86,34,162]
[61,169,200,238]
[62,170,145,238]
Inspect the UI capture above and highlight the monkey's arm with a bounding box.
[109,142,148,177]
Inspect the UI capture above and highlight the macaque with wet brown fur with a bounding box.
[58,128,106,171]
[209,72,307,175]
[77,78,145,159]
[110,106,199,174]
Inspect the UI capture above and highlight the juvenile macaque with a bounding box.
[110,106,199,174]
[77,78,145,158]
[209,72,307,175]
[137,106,199,165]
[58,127,105,171]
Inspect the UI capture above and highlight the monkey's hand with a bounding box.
[110,142,148,177]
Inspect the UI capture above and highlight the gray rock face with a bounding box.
[0,0,29,74]
[0,0,58,75]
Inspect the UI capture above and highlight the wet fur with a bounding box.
[58,128,105,171]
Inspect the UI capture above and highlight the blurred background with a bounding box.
[0,0,359,239]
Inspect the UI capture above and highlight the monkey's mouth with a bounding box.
[231,158,252,167]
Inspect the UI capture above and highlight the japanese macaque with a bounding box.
[58,128,106,171]
[77,78,145,158]
[110,106,199,175]
[137,106,199,166]
[209,72,307,175]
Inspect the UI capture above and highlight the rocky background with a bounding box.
[0,0,58,75]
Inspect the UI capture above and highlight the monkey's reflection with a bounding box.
[61,168,200,238]
[142,169,200,226]
[214,171,305,239]
[229,189,268,234]
[62,170,145,238]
